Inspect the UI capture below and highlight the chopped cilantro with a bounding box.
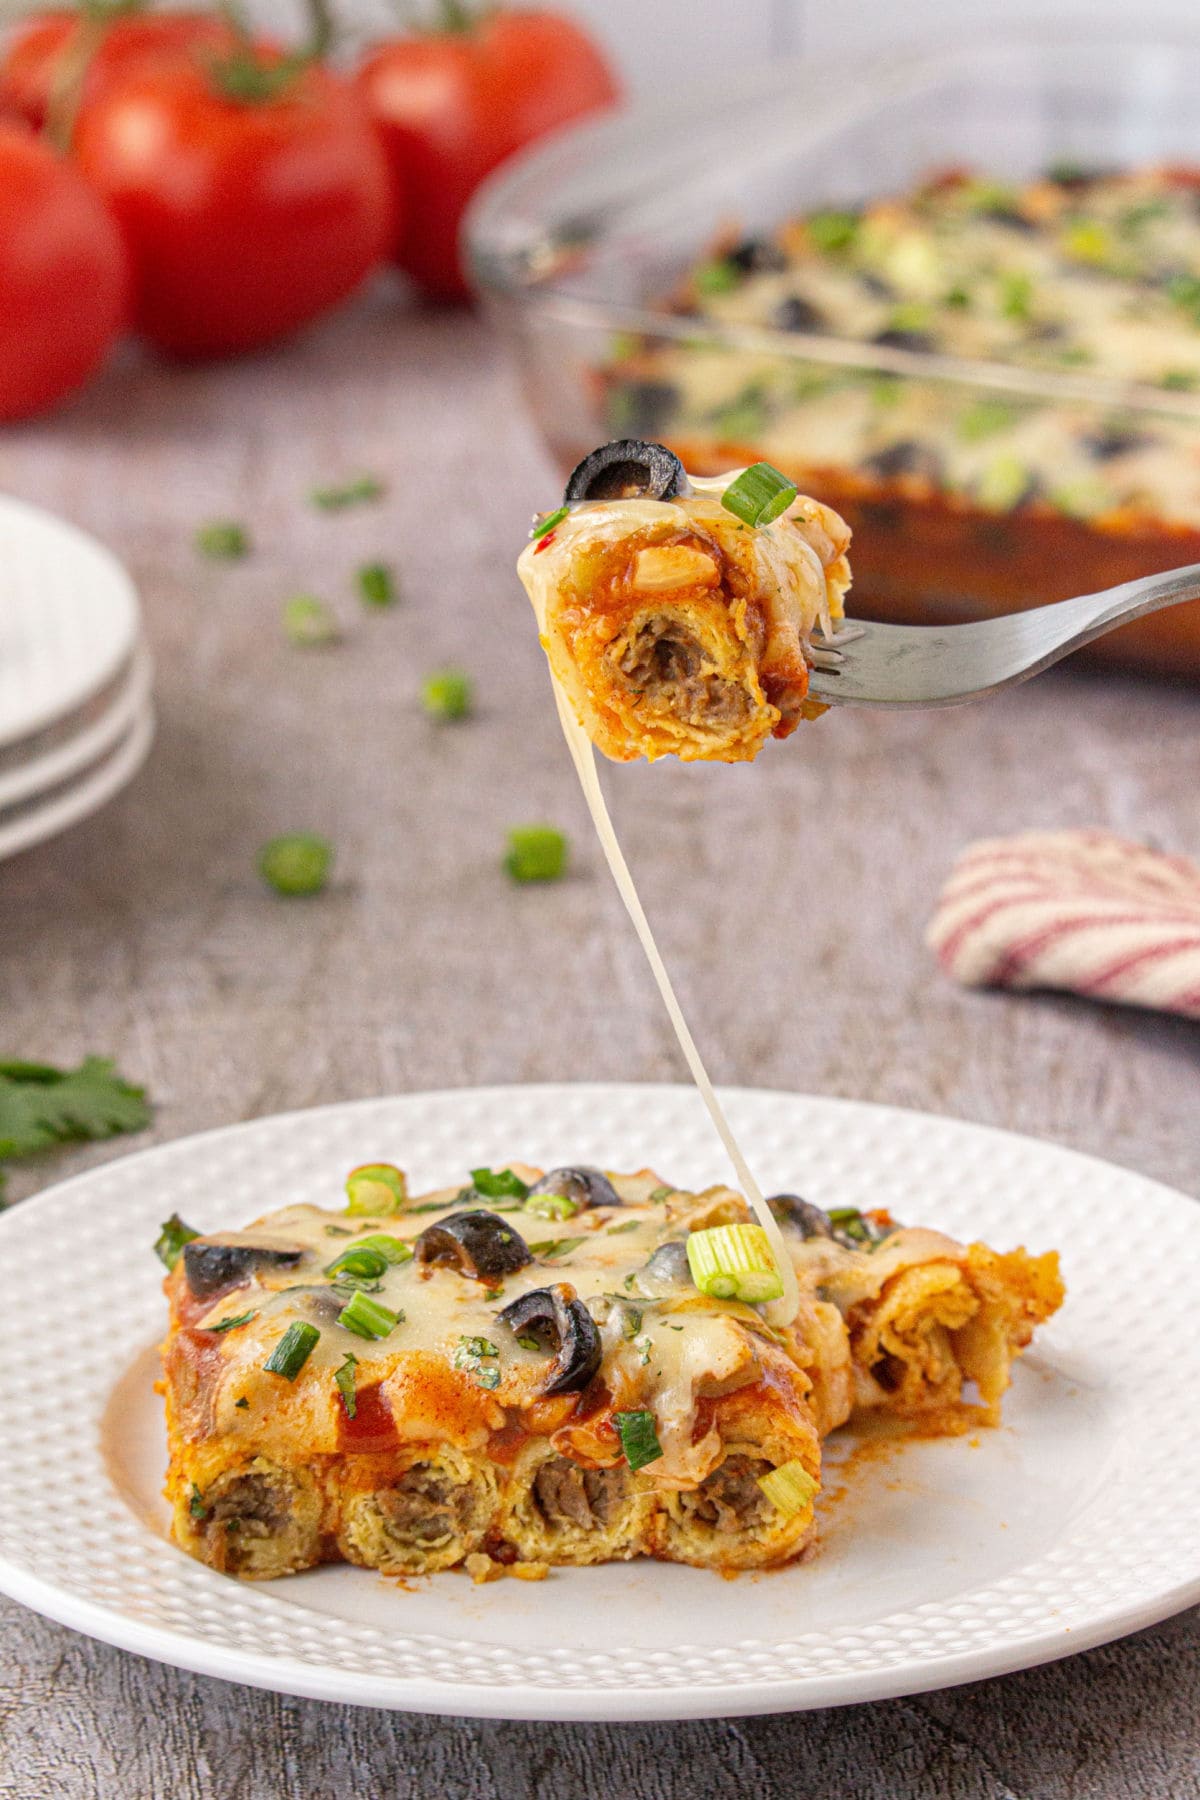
[357,562,398,608]
[613,1409,663,1472]
[210,1309,258,1333]
[154,1213,200,1272]
[528,1236,585,1259]
[470,1167,529,1200]
[0,1057,149,1161]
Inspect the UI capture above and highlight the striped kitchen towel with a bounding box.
[927,829,1200,1020]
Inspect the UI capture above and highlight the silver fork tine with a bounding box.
[808,562,1200,708]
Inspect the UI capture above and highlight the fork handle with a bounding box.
[1046,561,1200,657]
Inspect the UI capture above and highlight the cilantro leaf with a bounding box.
[0,1057,150,1160]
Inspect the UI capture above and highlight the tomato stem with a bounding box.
[43,8,113,151]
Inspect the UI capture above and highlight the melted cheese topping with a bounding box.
[185,1172,780,1487]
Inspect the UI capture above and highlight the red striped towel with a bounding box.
[927,829,1200,1020]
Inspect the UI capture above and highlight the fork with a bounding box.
[806,563,1200,708]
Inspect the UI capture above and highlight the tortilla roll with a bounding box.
[517,478,851,763]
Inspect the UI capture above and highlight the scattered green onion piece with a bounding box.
[531,506,569,541]
[957,399,1020,443]
[528,1236,585,1259]
[720,462,798,529]
[195,521,249,560]
[310,474,384,511]
[805,210,859,253]
[189,1484,208,1519]
[1160,369,1199,391]
[155,1214,200,1271]
[515,1333,541,1352]
[648,1186,673,1203]
[325,1225,353,1237]
[471,1166,529,1200]
[613,1408,663,1472]
[606,1218,640,1234]
[211,1309,258,1333]
[694,258,739,296]
[283,594,340,647]
[349,1232,413,1265]
[997,272,1033,322]
[324,1244,390,1280]
[357,561,397,608]
[334,1352,358,1419]
[257,834,332,897]
[504,824,568,883]
[685,1223,784,1304]
[827,1206,872,1244]
[421,667,473,720]
[337,1290,400,1340]
[756,1459,818,1518]
[345,1163,407,1215]
[523,1192,579,1222]
[263,1320,320,1380]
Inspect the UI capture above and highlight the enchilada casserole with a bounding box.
[158,1162,1062,1581]
[600,165,1200,673]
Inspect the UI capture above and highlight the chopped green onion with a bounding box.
[693,259,739,296]
[528,1236,585,1260]
[523,1192,579,1222]
[613,1408,663,1472]
[958,399,1020,443]
[283,594,340,647]
[1160,369,1199,391]
[756,1459,818,1518]
[263,1320,320,1379]
[337,1290,400,1340]
[504,824,568,883]
[195,521,249,560]
[325,1224,353,1236]
[686,1223,784,1304]
[155,1214,200,1271]
[257,834,332,897]
[324,1244,390,1280]
[976,453,1031,512]
[827,1206,872,1244]
[531,506,569,541]
[349,1233,413,1265]
[720,463,798,529]
[334,1352,358,1419]
[805,210,859,254]
[421,667,473,720]
[471,1167,530,1200]
[515,1333,541,1352]
[357,561,397,608]
[459,1336,499,1359]
[648,1186,673,1203]
[408,1198,455,1213]
[997,272,1033,322]
[345,1163,407,1215]
[606,1218,640,1234]
[210,1308,258,1333]
[310,474,384,511]
[189,1483,208,1519]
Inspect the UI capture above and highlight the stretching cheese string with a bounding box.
[552,682,800,1326]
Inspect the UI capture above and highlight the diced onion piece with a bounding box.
[756,1459,818,1518]
[720,463,798,528]
[631,545,721,592]
[345,1163,407,1215]
[686,1223,784,1303]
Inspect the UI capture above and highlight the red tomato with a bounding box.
[75,56,395,358]
[0,11,234,132]
[357,10,619,301]
[0,125,127,422]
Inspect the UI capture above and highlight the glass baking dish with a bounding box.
[466,37,1200,678]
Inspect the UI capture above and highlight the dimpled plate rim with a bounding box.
[0,1083,1196,1723]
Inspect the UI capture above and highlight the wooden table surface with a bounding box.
[1,297,1198,1800]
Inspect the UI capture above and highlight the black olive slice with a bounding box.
[861,440,943,483]
[767,1194,835,1240]
[871,327,936,353]
[636,1239,693,1295]
[563,439,690,505]
[526,1166,621,1211]
[498,1283,602,1395]
[413,1210,532,1282]
[772,294,826,333]
[184,1239,304,1301]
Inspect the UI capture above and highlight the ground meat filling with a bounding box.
[617,617,753,727]
[533,1458,628,1532]
[376,1466,475,1549]
[678,1456,771,1535]
[208,1472,291,1535]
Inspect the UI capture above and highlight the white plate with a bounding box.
[0,494,141,749]
[0,698,154,862]
[0,1084,1195,1722]
[0,645,152,809]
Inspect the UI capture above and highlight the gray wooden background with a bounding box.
[0,295,1197,1799]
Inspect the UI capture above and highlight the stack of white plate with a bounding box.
[0,496,154,863]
